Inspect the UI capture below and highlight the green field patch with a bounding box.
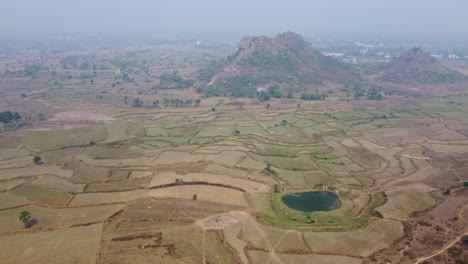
[311,123,330,131]
[144,127,168,137]
[292,118,318,128]
[313,153,340,160]
[102,122,129,143]
[257,120,277,128]
[149,136,190,145]
[267,125,290,135]
[196,126,234,137]
[310,114,331,123]
[235,125,268,136]
[302,127,320,137]
[273,114,299,124]
[270,133,310,144]
[332,111,373,121]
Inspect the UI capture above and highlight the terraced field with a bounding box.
[1,92,468,263]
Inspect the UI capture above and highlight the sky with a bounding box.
[1,0,468,42]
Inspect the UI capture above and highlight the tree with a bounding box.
[152,100,160,108]
[281,119,288,126]
[287,90,293,99]
[19,210,31,228]
[233,130,240,136]
[37,112,46,121]
[211,107,216,111]
[33,155,42,164]
[266,104,270,109]
[259,91,270,101]
[194,98,201,107]
[268,85,283,98]
[192,194,197,200]
[0,111,21,124]
[367,86,384,100]
[132,98,143,107]
[163,98,170,107]
[184,99,193,107]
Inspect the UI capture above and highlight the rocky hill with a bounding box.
[375,47,465,84]
[198,32,359,97]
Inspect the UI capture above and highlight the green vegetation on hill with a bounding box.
[0,111,21,124]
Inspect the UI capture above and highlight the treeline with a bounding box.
[0,111,21,124]
[352,84,385,100]
[3,63,46,78]
[152,71,194,90]
[300,90,328,101]
[131,98,201,108]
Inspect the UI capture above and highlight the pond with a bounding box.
[281,191,341,212]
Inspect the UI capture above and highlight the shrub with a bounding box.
[33,155,42,164]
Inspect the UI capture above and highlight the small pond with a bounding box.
[281,191,341,212]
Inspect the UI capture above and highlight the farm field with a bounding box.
[0,41,467,264]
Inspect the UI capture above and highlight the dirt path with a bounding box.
[415,231,468,263]
[202,230,206,264]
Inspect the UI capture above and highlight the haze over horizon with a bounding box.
[1,0,468,44]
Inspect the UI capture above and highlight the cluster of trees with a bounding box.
[154,71,194,90]
[300,90,328,101]
[3,63,45,78]
[161,98,201,107]
[258,85,294,101]
[131,98,201,108]
[0,111,21,124]
[353,84,385,100]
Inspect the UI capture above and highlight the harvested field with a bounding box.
[376,183,436,220]
[69,190,146,206]
[0,224,103,264]
[248,251,363,264]
[0,166,73,180]
[303,219,404,257]
[10,183,73,207]
[148,185,248,207]
[150,172,269,193]
[0,204,124,234]
[32,175,86,193]
[0,46,467,263]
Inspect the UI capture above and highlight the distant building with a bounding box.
[323,52,344,57]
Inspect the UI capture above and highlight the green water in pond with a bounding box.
[281,191,341,212]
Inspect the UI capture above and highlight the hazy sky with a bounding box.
[1,0,468,41]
